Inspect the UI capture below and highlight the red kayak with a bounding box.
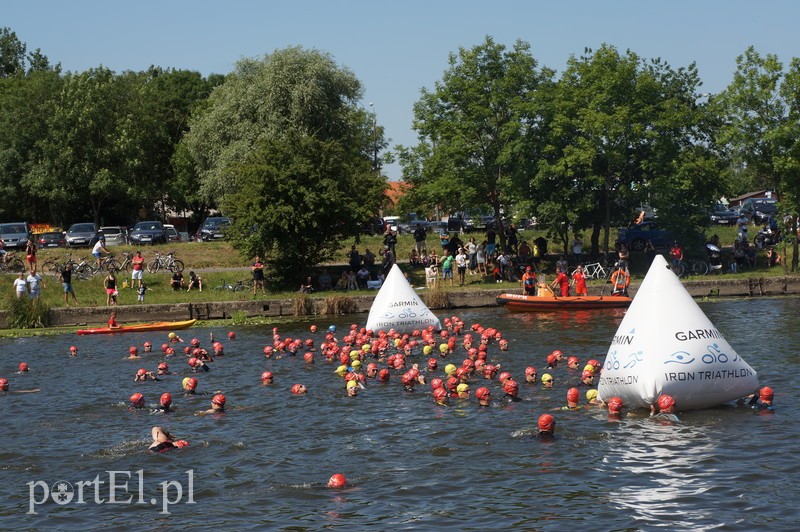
[77,319,197,335]
[496,293,632,312]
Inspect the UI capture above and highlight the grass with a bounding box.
[4,225,796,312]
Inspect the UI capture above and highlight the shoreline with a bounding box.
[1,275,798,334]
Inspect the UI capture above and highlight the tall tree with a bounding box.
[399,36,552,246]
[0,27,26,78]
[183,47,386,283]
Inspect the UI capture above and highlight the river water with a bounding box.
[1,298,798,530]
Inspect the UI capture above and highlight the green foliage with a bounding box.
[5,295,50,328]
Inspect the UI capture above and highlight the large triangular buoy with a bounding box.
[365,264,441,334]
[597,254,758,410]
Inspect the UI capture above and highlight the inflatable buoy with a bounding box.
[366,265,441,334]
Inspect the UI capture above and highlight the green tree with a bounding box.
[398,36,552,246]
[184,47,386,282]
[0,27,26,78]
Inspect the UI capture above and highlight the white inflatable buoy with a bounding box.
[597,254,758,410]
[365,264,441,334]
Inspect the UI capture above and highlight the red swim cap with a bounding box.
[567,356,579,365]
[18,362,28,371]
[158,362,168,370]
[303,352,314,363]
[161,343,169,352]
[538,413,556,432]
[165,347,175,355]
[261,371,273,381]
[130,393,144,406]
[212,393,226,406]
[291,383,306,394]
[378,369,390,382]
[475,387,490,399]
[0,378,9,390]
[581,370,595,379]
[190,338,200,346]
[186,377,198,390]
[70,345,78,351]
[567,388,580,403]
[608,396,623,413]
[503,379,519,395]
[228,331,236,339]
[430,378,444,390]
[546,354,558,365]
[551,349,563,358]
[367,363,377,371]
[188,357,198,367]
[129,346,138,355]
[310,325,318,333]
[657,394,675,410]
[183,346,192,355]
[160,392,172,406]
[327,473,346,488]
[136,368,147,376]
[588,359,601,369]
[427,358,438,370]
[143,342,151,348]
[525,366,537,376]
[499,372,511,383]
[433,387,448,402]
[759,386,774,401]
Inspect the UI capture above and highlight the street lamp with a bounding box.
[369,102,378,173]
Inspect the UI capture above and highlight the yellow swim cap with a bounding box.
[583,364,595,373]
[586,389,598,401]
[335,365,348,376]
[182,377,191,388]
[362,344,370,352]
[456,383,470,393]
[350,352,361,361]
[394,338,401,347]
[346,380,358,389]
[350,350,360,358]
[445,364,457,376]
[541,373,553,383]
[168,332,176,339]
[423,345,433,355]
[351,360,361,368]
[439,343,449,353]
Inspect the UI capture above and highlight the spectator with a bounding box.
[517,240,531,266]
[505,224,518,254]
[187,271,203,292]
[362,249,375,268]
[61,263,78,306]
[669,241,683,273]
[170,270,184,291]
[425,264,438,288]
[92,237,110,270]
[455,247,467,286]
[299,276,314,293]
[347,245,361,272]
[137,281,148,303]
[737,212,749,242]
[131,251,145,289]
[356,265,370,289]
[766,247,781,267]
[383,229,397,257]
[476,242,488,276]
[367,272,383,289]
[13,271,27,299]
[571,234,584,263]
[104,270,117,305]
[345,270,357,290]
[732,240,745,272]
[466,237,477,275]
[413,226,427,255]
[485,226,497,258]
[252,256,265,294]
[409,248,420,267]
[556,255,569,274]
[617,242,630,270]
[318,269,333,290]
[745,243,757,268]
[25,237,37,273]
[441,249,455,287]
[336,270,350,290]
[381,246,395,276]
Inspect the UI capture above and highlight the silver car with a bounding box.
[99,226,127,246]
[66,222,98,248]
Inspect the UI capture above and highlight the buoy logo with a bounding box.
[51,481,74,505]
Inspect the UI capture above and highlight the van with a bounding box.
[0,222,32,249]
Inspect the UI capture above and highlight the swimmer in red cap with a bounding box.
[18,362,29,373]
[157,362,170,375]
[126,346,140,360]
[134,368,159,382]
[199,394,226,415]
[475,387,491,407]
[580,370,595,387]
[378,369,390,382]
[524,366,537,384]
[502,379,521,402]
[546,353,558,370]
[155,392,173,413]
[291,383,308,395]
[366,363,378,378]
[327,473,346,488]
[607,396,623,418]
[69,345,78,357]
[261,371,274,385]
[560,388,581,410]
[129,393,145,410]
[433,386,449,406]
[567,356,580,370]
[651,394,680,422]
[149,426,188,453]
[182,377,198,395]
[534,413,556,439]
[143,341,152,353]
[228,331,236,339]
[743,386,774,410]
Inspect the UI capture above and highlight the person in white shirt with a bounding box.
[92,237,110,269]
[455,248,468,286]
[13,272,27,298]
[26,271,44,300]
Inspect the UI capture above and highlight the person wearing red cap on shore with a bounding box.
[199,393,226,415]
[524,366,538,384]
[534,413,556,440]
[17,362,29,373]
[607,397,623,419]
[567,356,580,370]
[291,383,308,395]
[475,386,491,407]
[149,426,189,453]
[651,394,680,422]
[129,393,145,410]
[560,388,582,411]
[433,386,449,406]
[261,371,274,385]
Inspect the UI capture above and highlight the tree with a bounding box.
[183,47,386,283]
[0,27,26,78]
[398,36,552,247]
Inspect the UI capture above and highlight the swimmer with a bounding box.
[560,388,581,410]
[148,426,189,453]
[182,377,198,395]
[213,342,224,356]
[195,348,214,362]
[108,311,120,329]
[533,414,556,440]
[127,346,140,359]
[134,368,159,381]
[198,393,226,415]
[17,362,29,373]
[153,392,173,413]
[433,386,449,406]
[524,366,537,384]
[541,373,554,388]
[261,371,274,385]
[143,341,152,353]
[69,345,78,357]
[545,353,558,370]
[742,386,774,410]
[129,393,145,410]
[291,383,308,395]
[0,378,40,393]
[567,356,580,370]
[366,363,378,378]
[227,331,236,340]
[378,369,390,382]
[580,370,595,387]
[189,337,200,349]
[346,380,359,397]
[503,379,521,402]
[607,396,623,419]
[456,383,470,399]
[475,387,491,407]
[188,357,210,373]
[651,394,680,422]
[586,389,603,406]
[168,332,184,344]
[157,362,170,375]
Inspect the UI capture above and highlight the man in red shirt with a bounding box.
[550,267,570,297]
[669,241,684,273]
[131,251,145,289]
[571,264,588,296]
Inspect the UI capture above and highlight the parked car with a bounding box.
[382,216,400,233]
[0,222,31,249]
[399,218,432,234]
[36,231,66,248]
[164,224,182,242]
[448,211,494,232]
[708,203,739,226]
[198,216,231,241]
[429,221,448,234]
[65,222,98,248]
[617,221,673,251]
[361,216,385,236]
[99,226,127,246]
[129,221,167,245]
[738,198,778,225]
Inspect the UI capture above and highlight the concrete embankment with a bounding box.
[2,276,799,329]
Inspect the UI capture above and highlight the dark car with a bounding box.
[361,217,385,236]
[129,221,167,245]
[617,221,673,251]
[399,219,432,234]
[37,231,66,248]
[738,198,778,225]
[709,203,739,226]
[0,222,32,249]
[65,222,98,248]
[198,217,231,241]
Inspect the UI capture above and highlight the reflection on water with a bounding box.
[0,298,797,529]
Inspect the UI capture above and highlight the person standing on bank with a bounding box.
[104,270,118,306]
[131,250,145,289]
[61,263,79,306]
[27,269,44,300]
[252,256,265,295]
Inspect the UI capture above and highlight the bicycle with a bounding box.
[577,262,610,280]
[147,251,185,274]
[0,251,25,273]
[212,279,250,292]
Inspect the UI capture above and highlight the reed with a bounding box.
[322,295,359,315]
[5,295,51,328]
[423,284,451,309]
[292,294,314,316]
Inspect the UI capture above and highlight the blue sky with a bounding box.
[6,1,799,180]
